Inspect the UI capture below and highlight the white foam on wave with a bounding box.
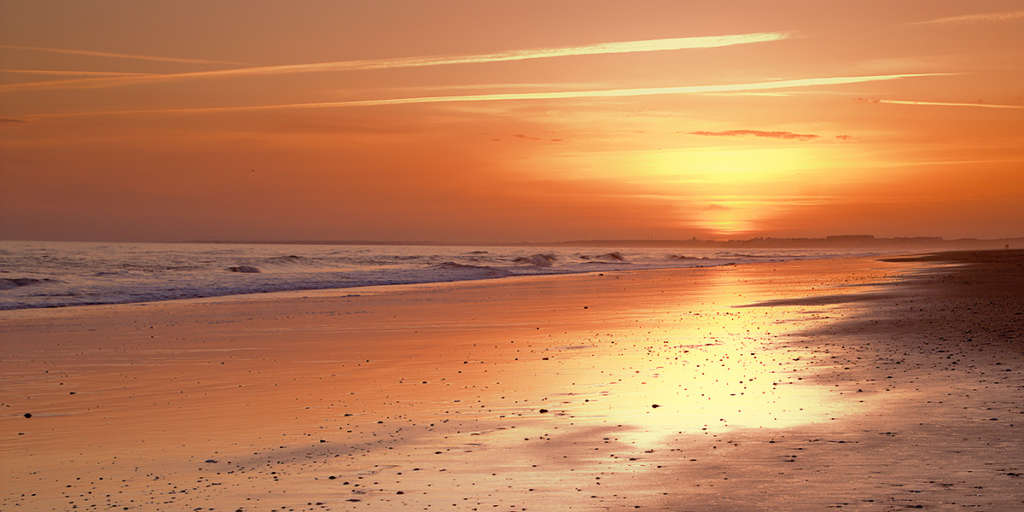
[513,253,556,267]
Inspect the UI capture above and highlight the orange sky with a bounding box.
[1,0,1022,242]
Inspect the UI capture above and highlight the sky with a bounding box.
[1,0,1022,242]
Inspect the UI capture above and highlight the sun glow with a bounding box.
[633,146,828,235]
[657,146,819,183]
[693,204,761,235]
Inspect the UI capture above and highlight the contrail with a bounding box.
[0,32,789,93]
[878,99,1024,109]
[0,44,242,65]
[1,68,154,77]
[27,73,949,119]
[911,9,1024,25]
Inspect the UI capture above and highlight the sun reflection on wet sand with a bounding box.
[0,259,903,510]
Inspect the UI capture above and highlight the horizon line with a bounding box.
[4,235,1024,246]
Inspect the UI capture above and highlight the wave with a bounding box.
[0,277,56,290]
[264,255,305,264]
[513,253,556,267]
[227,265,261,273]
[434,261,511,277]
[600,251,626,261]
[579,251,626,262]
[164,265,202,271]
[715,252,782,259]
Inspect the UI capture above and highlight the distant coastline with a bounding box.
[164,235,1024,249]
[4,235,1020,250]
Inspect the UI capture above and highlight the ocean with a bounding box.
[0,241,877,310]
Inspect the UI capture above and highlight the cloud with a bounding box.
[25,73,950,119]
[0,44,242,65]
[689,129,819,140]
[699,92,792,97]
[513,134,545,141]
[835,134,853,141]
[510,134,564,142]
[0,32,789,93]
[1,68,154,77]
[0,117,27,123]
[878,99,1024,109]
[912,9,1024,25]
[386,82,601,92]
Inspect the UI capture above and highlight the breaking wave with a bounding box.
[513,253,557,267]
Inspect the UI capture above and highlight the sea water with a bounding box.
[0,241,876,310]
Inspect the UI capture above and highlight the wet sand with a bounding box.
[2,252,1022,511]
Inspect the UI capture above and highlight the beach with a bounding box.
[2,251,1022,511]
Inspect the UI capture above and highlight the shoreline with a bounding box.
[0,260,742,315]
[0,247,904,314]
[2,251,1021,510]
[0,248,886,313]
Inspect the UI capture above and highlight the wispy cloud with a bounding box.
[689,129,819,140]
[510,133,563,142]
[0,32,788,93]
[912,9,1024,25]
[24,73,950,119]
[878,99,1024,109]
[698,92,792,97]
[1,68,154,77]
[384,82,602,92]
[0,44,241,65]
[869,158,1024,168]
[0,117,27,123]
[24,73,947,121]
